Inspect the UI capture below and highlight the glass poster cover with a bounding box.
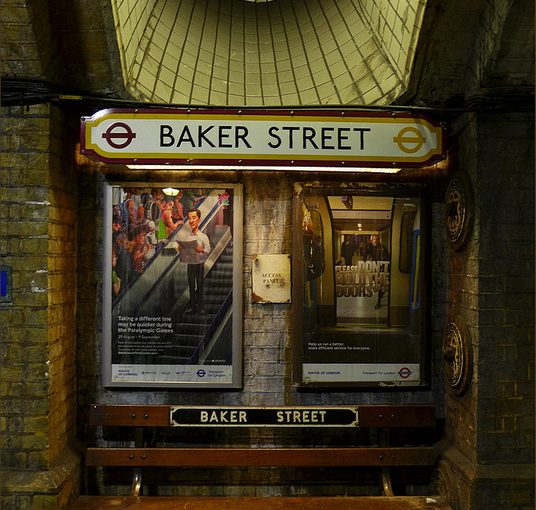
[103,183,243,388]
[293,183,428,388]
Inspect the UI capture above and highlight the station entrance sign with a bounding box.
[81,108,445,168]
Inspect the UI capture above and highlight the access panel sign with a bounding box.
[81,109,445,168]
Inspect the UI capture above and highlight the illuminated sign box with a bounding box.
[103,182,243,389]
[81,109,446,169]
[293,182,429,388]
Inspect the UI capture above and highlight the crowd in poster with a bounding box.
[104,184,242,388]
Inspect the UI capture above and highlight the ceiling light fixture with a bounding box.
[126,165,402,174]
[162,188,180,196]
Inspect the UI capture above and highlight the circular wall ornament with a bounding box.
[442,321,472,396]
[445,172,474,251]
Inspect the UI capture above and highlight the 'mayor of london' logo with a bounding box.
[169,406,359,427]
[81,109,446,168]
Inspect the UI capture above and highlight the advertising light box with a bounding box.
[103,182,243,388]
[81,108,446,169]
[293,182,429,388]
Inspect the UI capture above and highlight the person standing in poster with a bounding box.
[366,234,390,309]
[178,209,211,313]
[340,235,355,266]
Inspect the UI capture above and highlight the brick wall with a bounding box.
[407,0,535,507]
[440,111,535,510]
[0,102,80,509]
[475,112,534,468]
[46,106,78,470]
[0,105,52,474]
[2,3,81,507]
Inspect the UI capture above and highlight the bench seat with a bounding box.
[73,495,452,510]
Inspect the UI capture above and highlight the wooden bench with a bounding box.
[73,404,451,510]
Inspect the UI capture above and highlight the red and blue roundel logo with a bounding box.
[398,367,412,379]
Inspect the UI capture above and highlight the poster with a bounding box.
[103,183,243,388]
[293,183,427,388]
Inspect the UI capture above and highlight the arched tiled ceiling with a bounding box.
[110,0,427,106]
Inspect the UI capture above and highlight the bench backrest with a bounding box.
[87,404,438,465]
[89,404,436,428]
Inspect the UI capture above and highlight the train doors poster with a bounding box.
[293,183,428,388]
[103,182,243,388]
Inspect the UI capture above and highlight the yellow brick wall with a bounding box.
[1,105,51,474]
[0,65,80,510]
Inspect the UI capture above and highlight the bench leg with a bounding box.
[131,468,142,497]
[378,427,395,496]
[381,467,394,496]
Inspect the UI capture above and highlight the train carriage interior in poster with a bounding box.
[295,184,426,387]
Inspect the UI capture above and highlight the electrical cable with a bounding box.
[1,77,533,119]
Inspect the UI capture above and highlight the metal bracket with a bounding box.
[381,467,395,496]
[130,469,142,497]
[379,428,395,496]
[131,427,144,496]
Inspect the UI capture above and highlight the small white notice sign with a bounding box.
[252,254,291,304]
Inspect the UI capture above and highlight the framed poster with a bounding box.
[103,182,243,388]
[293,182,428,388]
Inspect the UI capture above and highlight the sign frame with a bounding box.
[103,181,243,389]
[81,108,446,169]
[169,406,359,427]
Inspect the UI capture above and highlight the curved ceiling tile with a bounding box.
[110,0,426,106]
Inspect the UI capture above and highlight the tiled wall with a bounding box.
[359,0,426,83]
[110,0,425,106]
